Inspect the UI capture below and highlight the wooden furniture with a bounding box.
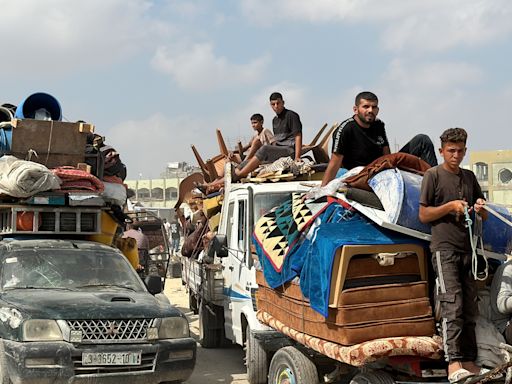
[301,122,338,164]
[328,243,427,308]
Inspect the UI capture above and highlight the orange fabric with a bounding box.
[344,153,431,191]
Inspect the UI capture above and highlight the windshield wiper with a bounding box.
[76,284,137,291]
[3,286,75,291]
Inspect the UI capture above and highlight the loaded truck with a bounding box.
[0,100,196,383]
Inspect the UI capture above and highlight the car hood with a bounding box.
[0,289,182,320]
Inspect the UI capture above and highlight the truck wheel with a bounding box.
[349,371,395,384]
[198,301,220,348]
[268,346,319,384]
[245,326,268,384]
[0,343,11,384]
[189,291,199,314]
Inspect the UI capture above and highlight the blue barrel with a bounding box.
[14,92,62,121]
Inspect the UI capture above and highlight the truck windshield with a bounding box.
[253,192,294,222]
[1,249,144,291]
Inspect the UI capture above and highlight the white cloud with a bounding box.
[239,0,512,52]
[151,43,270,91]
[0,0,167,74]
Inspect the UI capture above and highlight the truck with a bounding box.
[181,178,335,382]
[0,110,196,383]
[181,168,512,384]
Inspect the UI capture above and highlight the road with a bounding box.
[164,277,249,384]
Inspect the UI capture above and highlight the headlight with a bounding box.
[23,320,63,341]
[158,317,189,339]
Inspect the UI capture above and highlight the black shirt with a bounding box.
[272,108,302,147]
[331,117,389,170]
[419,166,484,252]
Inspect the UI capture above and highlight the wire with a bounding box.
[464,206,488,281]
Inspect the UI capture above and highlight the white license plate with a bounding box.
[82,351,141,366]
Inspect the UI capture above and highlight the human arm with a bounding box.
[419,200,468,223]
[294,132,302,161]
[321,153,343,187]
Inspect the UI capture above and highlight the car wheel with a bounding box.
[245,325,268,384]
[198,301,220,348]
[268,346,319,384]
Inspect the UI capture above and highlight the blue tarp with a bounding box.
[255,202,425,317]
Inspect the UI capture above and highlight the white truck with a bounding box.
[181,180,316,383]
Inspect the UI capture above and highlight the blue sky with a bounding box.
[2,0,511,179]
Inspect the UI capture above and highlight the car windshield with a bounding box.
[0,248,145,291]
[253,192,294,222]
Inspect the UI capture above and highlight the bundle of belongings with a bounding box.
[253,152,512,370]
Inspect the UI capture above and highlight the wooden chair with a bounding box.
[301,122,339,164]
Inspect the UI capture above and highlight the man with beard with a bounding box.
[321,91,437,186]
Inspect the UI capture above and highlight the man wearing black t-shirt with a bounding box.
[235,92,302,180]
[321,91,437,186]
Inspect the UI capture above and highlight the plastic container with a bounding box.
[87,211,118,246]
[14,92,62,121]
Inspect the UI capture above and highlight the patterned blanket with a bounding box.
[253,193,327,272]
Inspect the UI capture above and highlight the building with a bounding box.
[124,162,199,220]
[468,150,512,211]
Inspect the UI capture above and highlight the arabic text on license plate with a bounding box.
[82,352,141,366]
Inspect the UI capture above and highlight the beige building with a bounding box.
[468,150,512,210]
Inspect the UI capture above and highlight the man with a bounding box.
[169,219,182,256]
[419,128,486,383]
[321,91,437,186]
[235,92,302,179]
[490,260,512,344]
[122,223,150,271]
[243,113,275,161]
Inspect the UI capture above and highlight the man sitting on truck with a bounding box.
[234,92,303,180]
[321,91,437,186]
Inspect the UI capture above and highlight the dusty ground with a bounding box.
[164,277,249,384]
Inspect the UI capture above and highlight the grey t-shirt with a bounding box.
[419,165,484,252]
[272,108,302,148]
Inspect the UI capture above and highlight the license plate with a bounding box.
[82,351,141,366]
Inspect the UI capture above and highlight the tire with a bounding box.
[189,291,199,314]
[198,301,220,348]
[349,371,395,384]
[0,342,12,384]
[246,326,268,384]
[268,346,319,384]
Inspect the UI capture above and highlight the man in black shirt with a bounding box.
[321,91,437,186]
[235,92,302,180]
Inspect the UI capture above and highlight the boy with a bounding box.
[419,128,486,383]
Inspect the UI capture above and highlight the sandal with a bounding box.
[448,368,475,383]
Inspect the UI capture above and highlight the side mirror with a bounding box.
[145,275,163,295]
[212,234,228,258]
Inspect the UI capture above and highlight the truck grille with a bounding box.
[73,352,156,375]
[67,319,155,343]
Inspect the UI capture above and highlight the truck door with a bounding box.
[221,191,251,344]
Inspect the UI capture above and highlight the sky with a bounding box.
[1,0,511,179]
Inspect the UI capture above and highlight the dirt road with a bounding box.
[164,277,249,384]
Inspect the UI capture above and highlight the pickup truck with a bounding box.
[0,238,196,384]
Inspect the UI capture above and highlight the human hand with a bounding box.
[451,200,468,217]
[473,198,486,214]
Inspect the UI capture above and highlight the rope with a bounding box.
[44,120,54,165]
[464,206,488,281]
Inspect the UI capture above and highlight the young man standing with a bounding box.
[235,92,302,179]
[419,128,486,383]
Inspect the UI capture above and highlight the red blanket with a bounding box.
[52,167,105,193]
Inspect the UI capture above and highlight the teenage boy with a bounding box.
[419,128,486,383]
